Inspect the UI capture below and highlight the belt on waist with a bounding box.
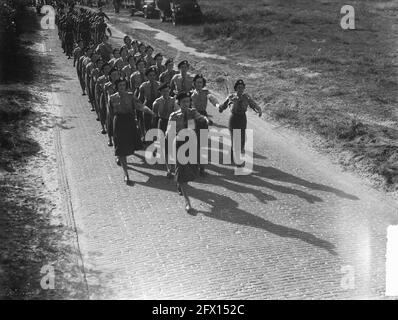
[231,111,246,116]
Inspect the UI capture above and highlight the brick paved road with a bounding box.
[40,16,398,299]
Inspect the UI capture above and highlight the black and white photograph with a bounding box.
[0,0,397,303]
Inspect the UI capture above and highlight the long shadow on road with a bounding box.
[127,162,337,255]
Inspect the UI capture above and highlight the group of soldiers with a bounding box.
[57,5,112,58]
[54,5,263,213]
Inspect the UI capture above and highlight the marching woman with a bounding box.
[121,55,136,84]
[191,74,219,117]
[152,83,177,178]
[109,48,121,68]
[119,46,130,65]
[138,66,160,134]
[136,42,147,61]
[85,53,101,111]
[79,46,94,96]
[190,74,220,176]
[113,57,126,72]
[218,79,262,166]
[109,79,155,184]
[144,45,156,67]
[129,59,147,95]
[122,35,132,51]
[170,60,193,96]
[73,39,84,68]
[159,58,177,86]
[166,92,211,214]
[153,53,166,81]
[104,68,121,147]
[95,63,112,134]
[90,58,105,120]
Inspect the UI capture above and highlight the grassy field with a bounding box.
[140,0,398,190]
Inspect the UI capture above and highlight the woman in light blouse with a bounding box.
[219,79,262,166]
[191,74,220,117]
[109,79,155,184]
[166,92,211,214]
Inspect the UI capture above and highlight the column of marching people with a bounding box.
[55,4,263,214]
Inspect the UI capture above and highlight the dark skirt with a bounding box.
[113,113,142,157]
[99,93,107,126]
[106,106,113,139]
[229,113,247,152]
[158,118,168,133]
[143,112,154,133]
[174,139,198,184]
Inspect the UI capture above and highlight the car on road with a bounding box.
[143,0,160,19]
[156,0,203,25]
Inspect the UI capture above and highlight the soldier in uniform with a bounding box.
[130,59,148,138]
[109,48,121,68]
[95,35,113,62]
[190,74,220,176]
[64,14,75,59]
[95,63,112,134]
[85,53,101,111]
[152,82,177,178]
[104,68,121,147]
[135,42,146,61]
[130,40,139,56]
[218,79,262,166]
[129,59,147,95]
[121,55,136,84]
[170,60,193,96]
[153,53,166,81]
[109,80,154,184]
[73,39,85,68]
[159,58,177,86]
[144,45,156,68]
[191,74,219,117]
[138,66,161,133]
[166,92,211,214]
[90,58,105,121]
[80,47,95,96]
[78,14,91,47]
[122,35,132,51]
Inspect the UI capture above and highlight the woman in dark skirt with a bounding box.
[109,79,155,184]
[166,92,211,213]
[218,79,262,166]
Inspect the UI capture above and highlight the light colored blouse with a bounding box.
[153,96,177,120]
[219,93,261,115]
[191,89,219,113]
[109,92,146,115]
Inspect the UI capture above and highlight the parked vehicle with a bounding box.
[143,0,160,19]
[156,0,203,25]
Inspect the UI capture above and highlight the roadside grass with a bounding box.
[0,90,41,172]
[0,6,89,299]
[196,0,398,190]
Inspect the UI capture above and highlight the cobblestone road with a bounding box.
[40,16,398,299]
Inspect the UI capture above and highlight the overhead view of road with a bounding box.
[32,6,396,299]
[1,1,397,301]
